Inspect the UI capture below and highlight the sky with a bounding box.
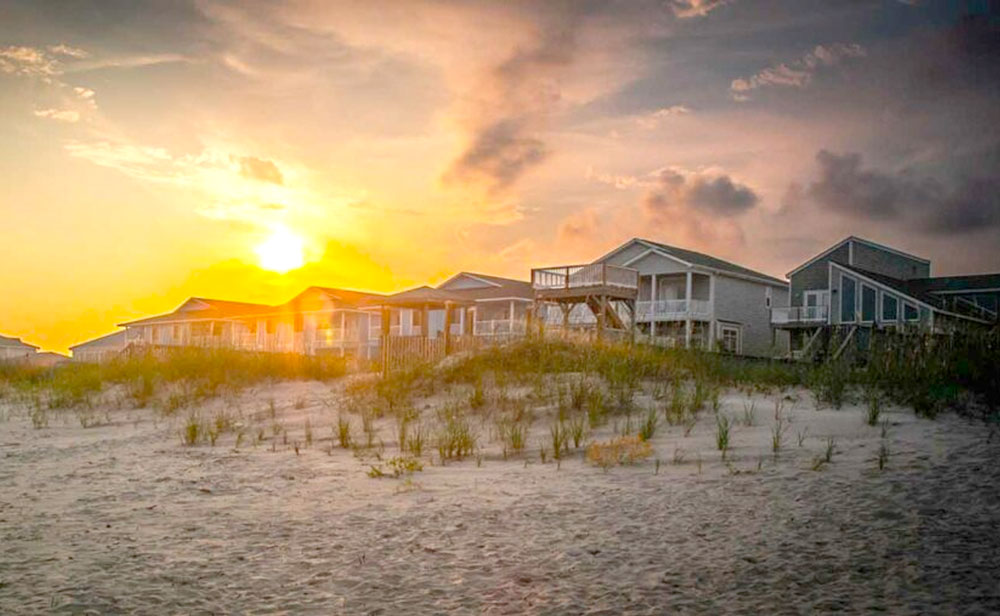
[2,0,999,353]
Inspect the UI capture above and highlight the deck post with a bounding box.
[380,306,390,376]
[444,301,453,354]
[595,295,605,340]
[685,271,693,348]
[422,304,430,339]
[650,273,657,341]
[561,302,570,338]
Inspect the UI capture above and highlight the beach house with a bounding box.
[69,331,127,363]
[771,236,997,358]
[534,238,790,356]
[0,335,39,362]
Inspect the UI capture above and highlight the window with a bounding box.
[840,275,856,322]
[720,325,740,354]
[212,322,224,336]
[861,284,876,322]
[904,303,919,321]
[412,309,423,327]
[765,287,772,308]
[882,294,898,322]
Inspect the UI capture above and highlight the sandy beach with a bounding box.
[2,378,999,615]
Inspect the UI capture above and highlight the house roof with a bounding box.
[908,273,1000,295]
[370,286,475,307]
[437,272,534,300]
[69,330,127,351]
[787,236,930,278]
[0,335,38,350]
[609,238,787,286]
[246,286,387,316]
[119,297,273,327]
[837,264,944,309]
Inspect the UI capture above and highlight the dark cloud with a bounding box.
[807,149,1000,234]
[444,118,548,192]
[236,156,283,185]
[644,168,758,218]
[444,20,578,193]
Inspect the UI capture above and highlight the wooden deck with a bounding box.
[531,263,639,301]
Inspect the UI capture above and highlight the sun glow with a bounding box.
[255,226,305,273]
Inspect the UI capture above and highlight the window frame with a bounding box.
[840,274,857,323]
[881,293,898,323]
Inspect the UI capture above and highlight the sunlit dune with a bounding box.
[254,225,305,273]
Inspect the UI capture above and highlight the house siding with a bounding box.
[790,243,848,306]
[851,241,929,280]
[602,243,654,267]
[616,251,689,275]
[714,275,789,357]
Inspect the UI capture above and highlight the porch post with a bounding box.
[650,273,658,340]
[340,311,347,357]
[381,306,390,376]
[708,275,716,351]
[422,304,430,339]
[444,301,453,354]
[685,271,693,348]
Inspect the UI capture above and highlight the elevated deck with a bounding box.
[531,263,638,302]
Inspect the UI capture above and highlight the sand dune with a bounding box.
[2,380,999,614]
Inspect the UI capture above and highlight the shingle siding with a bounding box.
[851,241,929,280]
[715,275,789,357]
[790,244,847,306]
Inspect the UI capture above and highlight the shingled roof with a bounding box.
[633,239,787,286]
[437,272,534,300]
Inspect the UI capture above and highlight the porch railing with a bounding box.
[771,305,829,325]
[473,319,528,337]
[636,299,712,320]
[531,263,639,291]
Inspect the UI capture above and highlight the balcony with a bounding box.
[636,299,711,321]
[473,319,527,337]
[532,263,638,301]
[771,305,829,326]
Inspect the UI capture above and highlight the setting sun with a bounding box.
[254,226,305,273]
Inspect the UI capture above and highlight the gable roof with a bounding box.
[0,335,38,350]
[119,297,273,327]
[599,238,786,287]
[69,330,127,351]
[372,286,475,307]
[787,236,930,278]
[437,272,533,300]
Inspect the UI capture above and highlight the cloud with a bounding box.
[730,43,866,98]
[644,167,759,217]
[557,208,601,243]
[443,23,576,194]
[636,105,691,129]
[0,46,59,77]
[669,0,730,19]
[48,44,89,59]
[236,156,284,185]
[806,149,1000,234]
[444,118,548,192]
[33,108,80,123]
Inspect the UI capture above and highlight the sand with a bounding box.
[2,379,999,614]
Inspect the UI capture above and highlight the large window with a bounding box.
[904,303,919,321]
[720,325,740,354]
[841,275,857,322]
[861,284,876,322]
[882,294,898,322]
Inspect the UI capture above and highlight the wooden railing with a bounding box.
[531,263,639,291]
[636,299,711,320]
[473,319,527,337]
[771,305,829,325]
